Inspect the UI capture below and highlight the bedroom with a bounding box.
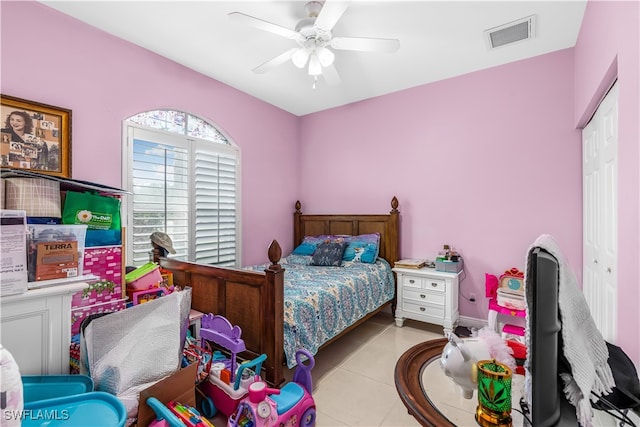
[0,0,638,425]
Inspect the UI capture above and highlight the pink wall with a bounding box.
[574,0,640,364]
[0,1,300,266]
[2,0,637,364]
[300,49,582,322]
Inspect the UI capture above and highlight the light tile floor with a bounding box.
[210,308,637,427]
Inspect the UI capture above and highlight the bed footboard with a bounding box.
[159,240,285,387]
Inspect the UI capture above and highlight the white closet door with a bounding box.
[582,81,618,342]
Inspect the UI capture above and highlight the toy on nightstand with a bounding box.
[227,349,316,427]
[197,314,266,419]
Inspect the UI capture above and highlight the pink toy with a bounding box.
[227,349,316,427]
[197,314,265,418]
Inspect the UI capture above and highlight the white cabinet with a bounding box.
[1,281,89,375]
[393,266,460,335]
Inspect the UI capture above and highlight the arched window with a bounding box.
[123,110,239,267]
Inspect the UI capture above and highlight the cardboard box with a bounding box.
[0,209,28,296]
[137,363,197,427]
[27,224,87,283]
[35,240,79,280]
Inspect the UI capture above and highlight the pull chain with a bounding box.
[312,76,318,90]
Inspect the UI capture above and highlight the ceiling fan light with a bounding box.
[316,46,334,67]
[308,53,322,75]
[291,48,310,68]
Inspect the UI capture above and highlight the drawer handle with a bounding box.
[420,307,426,312]
[409,279,415,284]
[420,294,426,299]
[431,282,438,287]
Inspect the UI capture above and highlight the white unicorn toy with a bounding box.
[439,327,515,399]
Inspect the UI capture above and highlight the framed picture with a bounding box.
[1,94,71,177]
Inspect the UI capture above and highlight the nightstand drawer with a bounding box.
[403,288,445,306]
[401,276,423,288]
[402,300,445,318]
[423,278,445,292]
[401,276,446,292]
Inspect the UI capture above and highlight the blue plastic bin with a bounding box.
[22,391,126,427]
[22,375,94,403]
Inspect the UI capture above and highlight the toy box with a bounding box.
[126,262,162,290]
[71,298,128,335]
[137,363,198,427]
[82,246,123,284]
[127,287,170,306]
[72,282,122,310]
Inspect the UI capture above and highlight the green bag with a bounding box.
[62,191,121,230]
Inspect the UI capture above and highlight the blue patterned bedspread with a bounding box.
[245,255,395,368]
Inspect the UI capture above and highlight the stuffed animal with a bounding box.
[1,344,23,426]
[440,328,516,399]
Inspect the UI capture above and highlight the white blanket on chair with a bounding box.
[524,234,614,427]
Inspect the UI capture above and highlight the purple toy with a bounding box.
[199,314,246,383]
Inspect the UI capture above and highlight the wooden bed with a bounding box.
[159,197,400,387]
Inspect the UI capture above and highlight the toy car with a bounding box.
[227,349,316,427]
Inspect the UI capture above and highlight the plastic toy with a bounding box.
[147,398,215,427]
[227,349,316,427]
[196,314,266,418]
[440,329,515,399]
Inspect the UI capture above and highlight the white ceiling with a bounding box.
[40,1,587,116]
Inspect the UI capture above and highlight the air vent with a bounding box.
[485,15,536,49]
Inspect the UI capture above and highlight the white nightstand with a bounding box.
[393,266,461,335]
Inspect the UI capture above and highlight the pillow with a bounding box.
[342,233,380,263]
[310,240,347,267]
[291,234,346,256]
[291,235,332,256]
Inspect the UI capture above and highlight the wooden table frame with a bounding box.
[394,338,456,426]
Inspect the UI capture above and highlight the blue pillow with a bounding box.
[291,235,331,256]
[342,233,380,263]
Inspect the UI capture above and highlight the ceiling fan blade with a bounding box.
[322,64,342,86]
[229,12,302,41]
[314,1,350,33]
[252,48,298,74]
[331,36,400,53]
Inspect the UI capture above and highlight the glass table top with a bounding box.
[420,351,525,426]
[395,338,525,426]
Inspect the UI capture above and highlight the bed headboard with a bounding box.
[293,196,400,266]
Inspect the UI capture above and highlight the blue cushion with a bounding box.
[291,235,331,256]
[342,233,380,263]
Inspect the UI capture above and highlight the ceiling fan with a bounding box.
[229,1,400,88]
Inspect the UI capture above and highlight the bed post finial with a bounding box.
[267,239,282,269]
[295,200,302,214]
[390,196,399,213]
